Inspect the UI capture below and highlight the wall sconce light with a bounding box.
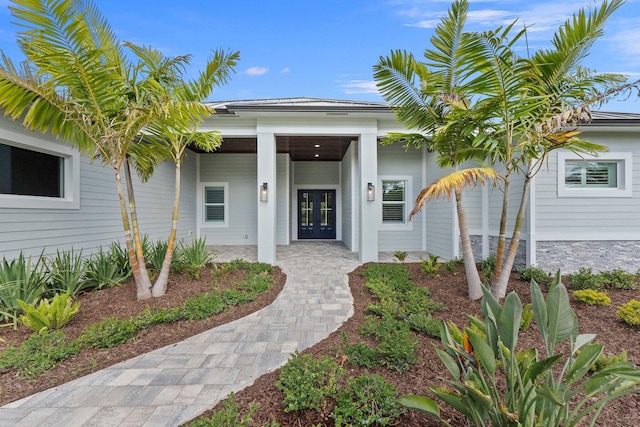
[367,182,375,202]
[260,182,268,202]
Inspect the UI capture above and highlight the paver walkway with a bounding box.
[0,241,362,427]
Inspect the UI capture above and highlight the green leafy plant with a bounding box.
[181,293,227,321]
[406,312,441,337]
[519,265,551,286]
[520,303,534,331]
[616,299,640,327]
[220,289,255,306]
[393,250,408,263]
[78,317,139,348]
[181,237,211,278]
[573,289,611,306]
[83,247,129,290]
[600,268,638,290]
[47,248,89,296]
[148,239,169,272]
[480,256,496,280]
[331,374,402,427]
[443,258,463,274]
[0,330,80,378]
[591,349,628,372]
[186,393,259,427]
[18,291,80,333]
[237,272,272,294]
[0,252,49,326]
[344,341,382,370]
[360,316,419,373]
[568,267,605,290]
[419,254,441,275]
[276,351,345,413]
[108,242,132,278]
[399,274,640,426]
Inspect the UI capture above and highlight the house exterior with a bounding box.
[1,98,638,273]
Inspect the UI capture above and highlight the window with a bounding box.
[558,152,631,198]
[0,143,64,197]
[0,128,79,209]
[200,182,228,227]
[380,176,413,230]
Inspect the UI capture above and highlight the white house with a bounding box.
[1,98,639,273]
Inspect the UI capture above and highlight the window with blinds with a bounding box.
[565,161,617,188]
[204,186,225,222]
[382,180,406,223]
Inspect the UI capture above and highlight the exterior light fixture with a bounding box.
[367,182,375,202]
[314,154,320,158]
[260,182,268,202]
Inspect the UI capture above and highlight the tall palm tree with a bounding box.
[0,0,238,299]
[374,1,496,300]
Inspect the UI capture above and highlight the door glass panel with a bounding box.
[300,192,313,226]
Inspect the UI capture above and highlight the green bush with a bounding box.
[182,293,227,320]
[419,255,440,276]
[399,273,640,426]
[600,268,638,290]
[361,264,413,291]
[220,289,255,306]
[393,250,408,263]
[136,307,183,327]
[276,352,345,413]
[331,374,402,427]
[377,328,419,373]
[406,312,441,337]
[78,317,139,348]
[518,265,551,286]
[573,289,611,306]
[443,258,462,274]
[181,237,211,278]
[148,240,169,272]
[0,330,80,378]
[591,349,628,372]
[480,256,496,279]
[344,341,382,370]
[108,242,132,278]
[47,248,89,296]
[237,273,272,294]
[365,298,404,319]
[568,267,605,290]
[186,393,259,427]
[617,299,640,327]
[83,246,130,290]
[0,252,49,326]
[18,291,80,332]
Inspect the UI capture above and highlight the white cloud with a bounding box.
[245,66,268,76]
[608,28,640,63]
[341,80,379,95]
[280,67,291,73]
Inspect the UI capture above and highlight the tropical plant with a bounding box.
[374,0,501,300]
[393,250,408,263]
[0,0,238,300]
[419,254,441,276]
[18,291,80,333]
[47,248,88,296]
[180,237,212,279]
[399,273,640,426]
[83,247,130,290]
[0,252,48,326]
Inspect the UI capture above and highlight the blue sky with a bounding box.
[1,0,639,111]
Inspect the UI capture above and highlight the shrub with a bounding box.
[79,317,138,348]
[136,307,183,327]
[399,273,640,426]
[187,393,259,427]
[361,263,413,291]
[377,328,419,373]
[366,298,404,319]
[18,291,80,332]
[518,265,551,286]
[573,289,611,306]
[591,349,628,372]
[331,374,402,427]
[393,250,408,263]
[276,352,345,413]
[148,240,169,272]
[344,341,382,370]
[0,252,49,326]
[0,330,80,378]
[83,247,129,290]
[480,256,496,279]
[47,248,88,296]
[406,312,440,337]
[443,258,462,274]
[567,267,605,290]
[181,237,211,278]
[237,273,272,294]
[600,268,638,290]
[108,242,131,278]
[617,299,640,327]
[220,289,255,306]
[419,254,440,276]
[182,293,227,320]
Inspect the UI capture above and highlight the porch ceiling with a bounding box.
[193,136,355,161]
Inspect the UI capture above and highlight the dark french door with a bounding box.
[298,190,336,239]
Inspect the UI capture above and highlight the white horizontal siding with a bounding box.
[199,153,258,244]
[535,134,640,239]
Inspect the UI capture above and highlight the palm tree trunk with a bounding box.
[114,166,150,300]
[491,177,530,299]
[152,160,181,297]
[123,160,153,297]
[492,176,510,285]
[455,189,483,300]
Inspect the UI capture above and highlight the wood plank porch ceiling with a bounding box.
[191,136,355,161]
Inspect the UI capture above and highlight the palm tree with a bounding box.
[374,1,496,300]
[0,0,238,299]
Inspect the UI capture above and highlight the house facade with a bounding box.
[1,98,639,273]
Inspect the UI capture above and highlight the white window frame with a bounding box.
[0,129,80,210]
[557,151,632,198]
[378,175,413,231]
[199,182,229,228]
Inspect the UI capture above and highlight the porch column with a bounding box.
[358,132,378,262]
[257,131,277,264]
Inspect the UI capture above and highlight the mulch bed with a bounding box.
[195,263,640,426]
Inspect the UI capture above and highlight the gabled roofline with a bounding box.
[207,97,391,115]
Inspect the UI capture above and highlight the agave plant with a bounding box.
[399,272,640,426]
[0,253,49,327]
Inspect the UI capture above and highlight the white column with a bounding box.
[358,132,378,262]
[257,131,276,264]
